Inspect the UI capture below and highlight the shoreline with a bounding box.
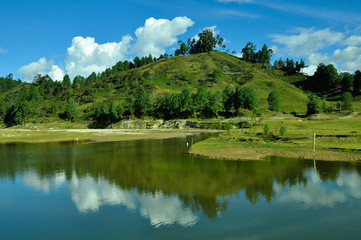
[0,128,220,143]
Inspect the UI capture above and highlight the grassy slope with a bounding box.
[2,51,359,125]
[111,51,309,113]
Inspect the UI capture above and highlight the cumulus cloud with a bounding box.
[270,27,361,75]
[19,57,65,82]
[65,35,132,78]
[18,16,194,81]
[270,28,345,56]
[132,16,194,57]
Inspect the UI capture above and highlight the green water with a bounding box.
[0,135,361,239]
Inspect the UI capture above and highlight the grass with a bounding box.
[189,114,361,161]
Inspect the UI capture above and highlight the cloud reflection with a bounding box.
[22,172,199,227]
[69,174,198,227]
[22,171,66,194]
[276,170,361,208]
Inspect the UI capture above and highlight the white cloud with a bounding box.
[343,35,361,46]
[270,28,345,56]
[0,47,8,54]
[19,57,65,82]
[133,16,194,57]
[218,9,260,19]
[270,27,361,75]
[217,0,253,3]
[18,16,194,81]
[65,35,132,79]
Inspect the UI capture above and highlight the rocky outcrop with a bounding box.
[111,120,200,129]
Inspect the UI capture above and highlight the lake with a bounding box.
[1,135,361,240]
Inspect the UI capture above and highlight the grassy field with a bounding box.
[189,113,361,162]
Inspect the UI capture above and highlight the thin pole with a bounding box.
[313,133,316,151]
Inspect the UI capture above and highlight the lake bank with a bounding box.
[0,128,220,143]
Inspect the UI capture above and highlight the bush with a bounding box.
[341,92,353,110]
[307,93,320,115]
[279,126,287,136]
[264,124,270,135]
[267,90,281,112]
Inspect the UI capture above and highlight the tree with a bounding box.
[129,98,136,117]
[267,90,281,112]
[175,41,189,56]
[241,42,256,62]
[63,74,71,87]
[257,44,273,64]
[13,100,31,125]
[163,93,181,119]
[307,93,320,115]
[134,57,141,68]
[110,101,124,121]
[354,70,361,96]
[188,29,218,54]
[65,98,78,122]
[341,92,353,111]
[222,86,234,112]
[241,87,259,111]
[234,86,259,113]
[295,59,307,73]
[134,90,149,117]
[313,63,340,89]
[193,86,208,117]
[205,91,221,118]
[72,75,84,90]
[285,58,296,75]
[180,88,192,111]
[340,72,354,93]
[86,72,97,84]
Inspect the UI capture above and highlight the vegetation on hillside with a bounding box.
[1,29,360,128]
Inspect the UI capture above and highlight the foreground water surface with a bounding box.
[1,135,361,240]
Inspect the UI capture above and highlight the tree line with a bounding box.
[88,85,261,123]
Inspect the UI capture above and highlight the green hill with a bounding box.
[90,51,309,113]
[0,51,324,126]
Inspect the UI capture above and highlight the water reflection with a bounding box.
[1,138,361,228]
[20,169,199,227]
[69,174,198,227]
[276,169,361,208]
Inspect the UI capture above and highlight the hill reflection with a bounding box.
[1,137,361,225]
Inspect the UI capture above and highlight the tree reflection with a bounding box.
[1,138,360,219]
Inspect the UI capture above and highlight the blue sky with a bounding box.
[1,0,361,82]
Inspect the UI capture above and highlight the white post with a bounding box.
[313,133,316,152]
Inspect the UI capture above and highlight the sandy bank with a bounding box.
[0,129,220,143]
